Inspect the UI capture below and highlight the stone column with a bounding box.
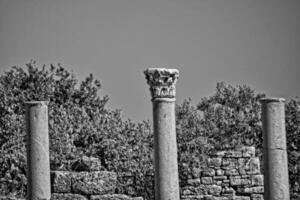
[144,68,180,200]
[25,101,51,200]
[260,98,290,200]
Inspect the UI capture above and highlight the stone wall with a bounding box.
[50,156,143,200]
[181,146,264,200]
[1,146,266,200]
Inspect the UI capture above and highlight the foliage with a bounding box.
[285,98,300,197]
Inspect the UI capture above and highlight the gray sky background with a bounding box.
[0,0,300,121]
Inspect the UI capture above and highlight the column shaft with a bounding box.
[261,98,290,200]
[25,101,51,200]
[144,68,180,200]
[153,99,179,200]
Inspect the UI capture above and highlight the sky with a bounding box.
[0,0,300,121]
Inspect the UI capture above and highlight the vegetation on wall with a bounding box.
[0,63,299,199]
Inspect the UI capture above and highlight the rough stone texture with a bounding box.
[71,156,102,172]
[51,171,72,193]
[25,101,51,200]
[72,171,117,195]
[0,197,25,200]
[51,193,88,200]
[183,146,264,200]
[145,68,180,200]
[90,194,143,200]
[260,98,290,200]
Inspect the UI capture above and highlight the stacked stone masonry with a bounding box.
[181,146,264,200]
[50,156,143,200]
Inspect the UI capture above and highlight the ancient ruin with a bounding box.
[144,68,180,200]
[25,101,51,200]
[260,98,290,200]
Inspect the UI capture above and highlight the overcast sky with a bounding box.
[0,0,300,121]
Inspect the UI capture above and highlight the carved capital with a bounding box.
[144,68,179,99]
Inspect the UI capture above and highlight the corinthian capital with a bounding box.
[144,68,179,99]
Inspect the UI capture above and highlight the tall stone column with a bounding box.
[25,101,51,200]
[144,68,180,200]
[260,98,290,200]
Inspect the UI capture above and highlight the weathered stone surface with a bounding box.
[90,194,143,200]
[250,194,264,200]
[216,169,224,176]
[51,171,72,193]
[72,171,117,195]
[229,176,251,186]
[224,150,243,158]
[191,167,202,178]
[224,169,239,176]
[234,196,250,200]
[222,186,235,195]
[238,158,260,175]
[251,175,263,186]
[188,178,201,186]
[237,186,264,194]
[213,176,227,181]
[25,101,51,200]
[202,168,216,176]
[207,185,222,195]
[71,156,102,172]
[241,147,255,158]
[201,177,213,185]
[51,193,87,200]
[207,158,222,168]
[222,158,238,169]
[0,197,25,200]
[182,146,264,200]
[144,68,179,99]
[145,68,180,200]
[261,98,290,200]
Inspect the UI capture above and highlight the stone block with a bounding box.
[202,168,216,176]
[207,185,222,195]
[90,194,143,200]
[250,194,264,200]
[51,193,88,200]
[251,175,263,186]
[234,196,250,200]
[209,150,226,157]
[212,197,230,200]
[71,156,102,172]
[191,167,202,178]
[224,150,243,158]
[188,178,201,186]
[224,169,239,176]
[72,171,117,195]
[207,158,222,168]
[222,186,235,195]
[222,158,238,169]
[237,186,264,194]
[181,195,204,200]
[229,176,251,186]
[247,158,260,175]
[51,171,72,193]
[213,176,227,181]
[241,147,255,158]
[0,197,25,200]
[238,158,260,175]
[216,169,225,176]
[201,177,213,185]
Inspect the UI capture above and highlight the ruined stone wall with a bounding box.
[181,146,264,200]
[1,146,266,200]
[51,170,143,200]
